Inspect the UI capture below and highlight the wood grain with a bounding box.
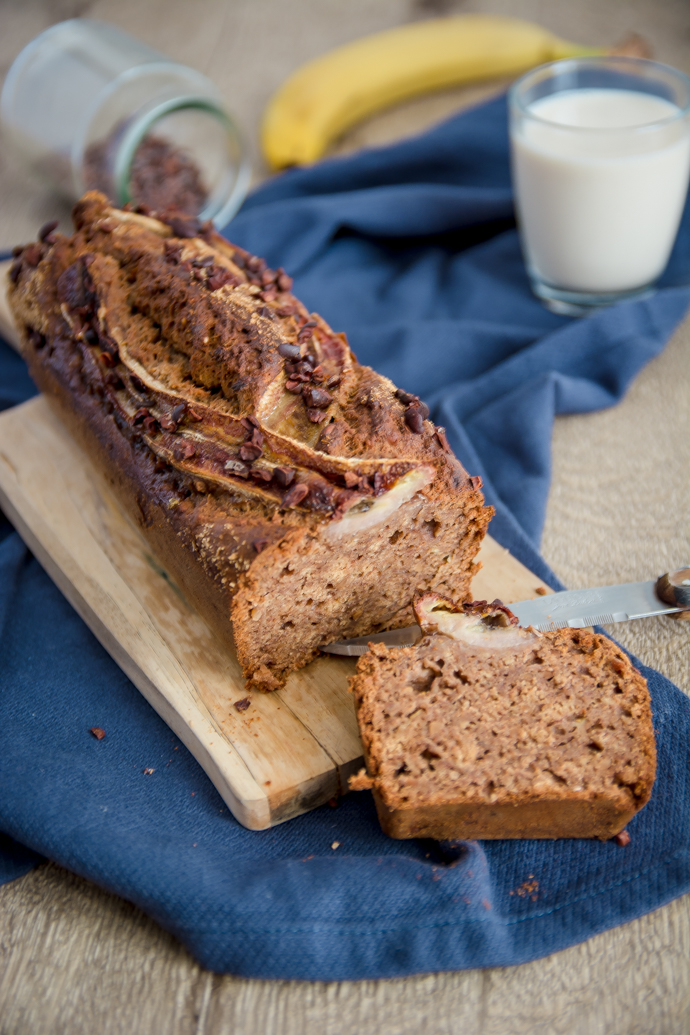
[0,392,550,829]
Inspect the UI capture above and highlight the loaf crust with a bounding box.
[8,194,491,689]
[350,601,656,839]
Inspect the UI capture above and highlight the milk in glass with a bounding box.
[511,89,690,294]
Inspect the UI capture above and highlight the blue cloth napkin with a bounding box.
[0,95,689,980]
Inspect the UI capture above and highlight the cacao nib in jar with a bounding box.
[1,18,249,225]
[83,125,209,216]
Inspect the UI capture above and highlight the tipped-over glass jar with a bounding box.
[1,18,250,226]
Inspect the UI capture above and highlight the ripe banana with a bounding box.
[262,15,601,170]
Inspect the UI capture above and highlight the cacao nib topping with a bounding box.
[207,267,237,291]
[173,440,196,461]
[461,598,519,626]
[469,475,482,490]
[253,538,271,553]
[404,406,424,434]
[57,258,97,314]
[294,359,315,376]
[460,598,513,624]
[297,323,316,343]
[231,379,247,392]
[304,385,332,409]
[97,331,119,357]
[9,261,21,284]
[27,329,46,350]
[224,459,249,477]
[239,442,262,462]
[20,229,420,522]
[396,388,429,431]
[38,220,59,243]
[273,467,295,489]
[281,482,309,508]
[234,697,251,711]
[278,341,301,360]
[132,407,150,425]
[11,245,23,258]
[167,215,202,238]
[434,426,451,453]
[22,243,43,268]
[164,240,183,264]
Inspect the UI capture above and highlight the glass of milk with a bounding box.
[509,57,690,315]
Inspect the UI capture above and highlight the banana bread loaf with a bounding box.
[8,193,491,690]
[350,596,656,839]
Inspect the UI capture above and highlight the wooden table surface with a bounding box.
[0,1,688,1033]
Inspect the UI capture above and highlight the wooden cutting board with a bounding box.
[0,276,552,830]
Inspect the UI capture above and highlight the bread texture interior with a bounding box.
[351,614,656,839]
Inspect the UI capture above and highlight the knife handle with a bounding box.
[656,567,690,618]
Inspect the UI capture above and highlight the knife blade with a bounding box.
[320,571,689,656]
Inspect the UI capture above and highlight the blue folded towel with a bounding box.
[0,95,688,980]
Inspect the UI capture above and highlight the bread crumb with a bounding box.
[349,767,374,791]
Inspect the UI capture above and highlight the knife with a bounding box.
[320,567,690,656]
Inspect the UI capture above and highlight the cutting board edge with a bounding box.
[0,431,276,832]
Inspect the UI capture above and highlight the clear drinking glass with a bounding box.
[0,19,250,226]
[509,57,690,315]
